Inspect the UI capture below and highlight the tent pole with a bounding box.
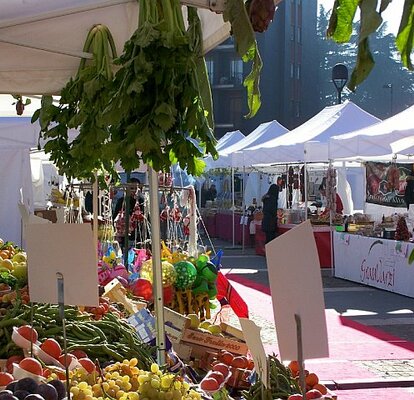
[232,167,235,247]
[93,172,99,256]
[123,172,131,267]
[304,161,308,221]
[241,166,246,253]
[328,160,335,277]
[148,167,166,365]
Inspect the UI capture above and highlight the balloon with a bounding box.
[207,284,218,300]
[163,285,175,304]
[174,261,198,290]
[131,278,153,300]
[140,259,177,286]
[192,279,209,295]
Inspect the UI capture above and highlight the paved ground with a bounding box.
[206,238,414,397]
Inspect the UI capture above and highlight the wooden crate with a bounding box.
[181,328,248,355]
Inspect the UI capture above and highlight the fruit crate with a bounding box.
[226,366,251,389]
[181,328,248,355]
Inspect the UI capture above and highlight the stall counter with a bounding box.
[334,232,414,297]
[202,210,251,246]
[255,223,332,268]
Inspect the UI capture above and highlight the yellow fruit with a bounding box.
[207,324,222,335]
[0,259,13,271]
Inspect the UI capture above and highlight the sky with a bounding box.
[318,0,403,36]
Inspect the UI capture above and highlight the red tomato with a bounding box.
[19,357,43,376]
[0,372,14,386]
[78,358,96,373]
[6,355,24,373]
[200,377,219,392]
[70,349,88,359]
[288,395,303,400]
[231,356,248,369]
[58,353,77,367]
[212,363,230,378]
[218,351,234,366]
[208,371,224,385]
[306,389,323,399]
[40,338,62,359]
[17,325,38,343]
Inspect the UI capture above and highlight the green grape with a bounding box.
[164,393,173,400]
[160,376,173,389]
[128,393,139,400]
[70,387,80,397]
[173,381,182,391]
[182,382,190,391]
[138,374,150,385]
[129,358,138,367]
[150,363,160,374]
[102,382,110,391]
[116,390,125,399]
[78,382,88,391]
[151,378,161,389]
[84,395,94,400]
[172,389,182,400]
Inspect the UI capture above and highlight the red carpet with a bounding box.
[222,273,414,399]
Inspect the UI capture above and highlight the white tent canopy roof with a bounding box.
[0,0,230,94]
[329,104,414,159]
[207,120,288,169]
[215,130,245,152]
[240,101,381,166]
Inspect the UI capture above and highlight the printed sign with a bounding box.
[127,308,156,343]
[365,162,413,207]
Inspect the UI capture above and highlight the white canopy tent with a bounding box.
[206,120,289,170]
[215,130,245,152]
[240,101,381,166]
[329,104,414,159]
[0,0,230,95]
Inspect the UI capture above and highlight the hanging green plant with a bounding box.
[32,24,118,182]
[102,0,218,176]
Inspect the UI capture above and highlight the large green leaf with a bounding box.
[396,0,414,70]
[223,0,262,118]
[348,38,375,91]
[327,0,359,42]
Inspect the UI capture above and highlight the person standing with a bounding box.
[261,184,279,244]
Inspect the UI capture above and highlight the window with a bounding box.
[206,59,214,84]
[290,63,295,78]
[291,100,295,118]
[296,64,301,80]
[230,59,243,84]
[296,101,301,118]
[290,24,295,41]
[297,27,302,44]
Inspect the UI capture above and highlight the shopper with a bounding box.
[261,184,279,244]
[319,178,344,215]
[404,169,414,210]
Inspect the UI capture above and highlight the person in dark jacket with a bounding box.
[261,184,279,244]
[404,170,414,210]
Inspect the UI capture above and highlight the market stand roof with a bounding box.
[329,104,414,159]
[206,120,289,169]
[0,0,230,94]
[239,101,381,166]
[216,130,245,152]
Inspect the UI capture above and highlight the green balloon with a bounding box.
[192,279,209,295]
[174,261,197,290]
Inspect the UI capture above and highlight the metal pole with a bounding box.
[148,167,166,365]
[93,173,99,256]
[232,167,235,247]
[304,161,308,221]
[390,84,393,116]
[337,89,341,105]
[123,172,131,267]
[241,166,246,252]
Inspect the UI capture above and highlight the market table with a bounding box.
[208,211,251,246]
[255,223,332,268]
[334,232,414,297]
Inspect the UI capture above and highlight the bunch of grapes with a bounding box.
[69,358,202,400]
[245,0,276,33]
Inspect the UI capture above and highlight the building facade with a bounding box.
[206,0,318,138]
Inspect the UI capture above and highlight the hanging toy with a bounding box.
[173,261,197,290]
[131,278,153,300]
[171,204,182,223]
[182,215,190,236]
[140,259,177,286]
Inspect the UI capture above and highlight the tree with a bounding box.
[317,5,414,117]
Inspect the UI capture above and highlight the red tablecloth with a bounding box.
[210,212,251,246]
[255,224,332,268]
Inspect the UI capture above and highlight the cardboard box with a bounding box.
[164,307,191,330]
[181,329,248,355]
[226,366,251,389]
[172,343,193,361]
[165,325,183,344]
[220,322,245,341]
[34,209,57,223]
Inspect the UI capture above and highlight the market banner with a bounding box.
[365,162,413,207]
